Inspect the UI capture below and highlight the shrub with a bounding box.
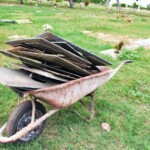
[121,3,126,7]
[112,3,129,8]
[56,0,62,3]
[74,0,83,2]
[147,4,150,10]
[74,0,106,4]
[90,0,106,4]
[132,2,138,8]
[112,3,117,7]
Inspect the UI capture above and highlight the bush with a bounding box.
[147,4,150,10]
[74,0,83,2]
[112,3,128,8]
[89,0,106,4]
[121,3,126,7]
[132,2,138,8]
[74,0,106,4]
[56,0,62,3]
[112,3,117,7]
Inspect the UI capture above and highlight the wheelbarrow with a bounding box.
[0,60,132,143]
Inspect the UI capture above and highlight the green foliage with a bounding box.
[140,17,147,22]
[118,49,140,60]
[90,0,106,4]
[120,3,126,7]
[0,22,5,26]
[56,0,63,3]
[132,2,139,8]
[74,0,83,2]
[147,4,150,10]
[112,3,126,7]
[112,3,117,7]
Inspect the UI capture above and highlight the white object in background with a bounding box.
[125,4,128,9]
[108,0,150,8]
[43,24,53,32]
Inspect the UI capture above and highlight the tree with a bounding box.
[116,0,120,12]
[68,0,74,8]
[19,0,23,4]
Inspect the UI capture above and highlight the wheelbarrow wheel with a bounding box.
[6,100,46,143]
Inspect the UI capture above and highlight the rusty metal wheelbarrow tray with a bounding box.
[27,67,112,108]
[0,60,132,143]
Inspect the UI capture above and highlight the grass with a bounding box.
[0,3,150,150]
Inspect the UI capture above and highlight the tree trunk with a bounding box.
[116,0,120,12]
[19,0,23,4]
[68,0,74,8]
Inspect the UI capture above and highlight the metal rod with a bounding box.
[71,107,88,122]
[79,100,90,110]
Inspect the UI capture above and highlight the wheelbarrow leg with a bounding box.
[71,92,95,121]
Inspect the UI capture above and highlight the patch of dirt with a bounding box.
[82,30,133,44]
[16,19,33,24]
[0,3,15,6]
[83,30,150,50]
[8,35,27,40]
[124,38,150,50]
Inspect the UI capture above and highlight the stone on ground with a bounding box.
[101,123,111,132]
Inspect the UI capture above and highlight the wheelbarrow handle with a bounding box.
[124,60,133,64]
[107,60,133,81]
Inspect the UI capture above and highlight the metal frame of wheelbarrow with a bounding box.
[0,60,132,143]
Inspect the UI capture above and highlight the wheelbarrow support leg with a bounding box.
[72,92,95,121]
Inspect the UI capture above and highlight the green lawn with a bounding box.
[0,3,150,150]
